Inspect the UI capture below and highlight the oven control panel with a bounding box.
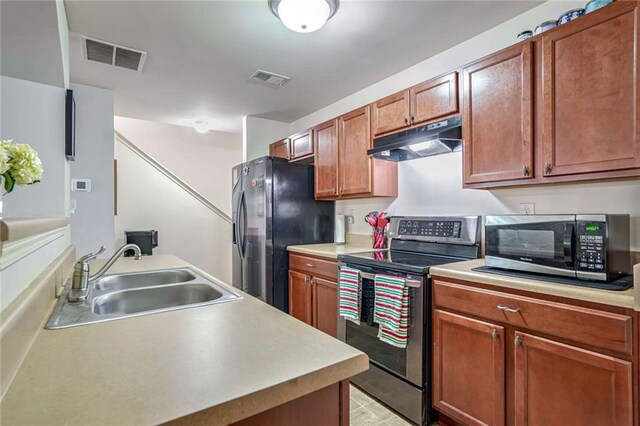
[576,221,606,271]
[397,220,462,238]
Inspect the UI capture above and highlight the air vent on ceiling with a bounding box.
[249,70,290,87]
[82,36,147,72]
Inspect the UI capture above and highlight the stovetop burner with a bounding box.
[338,215,482,274]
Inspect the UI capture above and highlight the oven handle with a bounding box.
[354,270,422,288]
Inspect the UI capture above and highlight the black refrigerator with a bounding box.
[232,156,335,312]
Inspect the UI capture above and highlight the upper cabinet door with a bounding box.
[541,2,640,177]
[462,42,534,184]
[339,106,372,196]
[313,119,339,199]
[290,130,313,160]
[269,138,290,160]
[371,90,410,136]
[410,72,459,125]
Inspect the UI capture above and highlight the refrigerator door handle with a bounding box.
[237,190,246,259]
[234,191,244,259]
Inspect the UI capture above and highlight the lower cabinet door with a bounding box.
[313,277,338,337]
[514,332,632,426]
[288,270,313,326]
[433,310,505,426]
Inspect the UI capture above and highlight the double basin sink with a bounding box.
[47,268,242,329]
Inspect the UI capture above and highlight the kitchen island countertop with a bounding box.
[431,258,635,310]
[0,255,368,425]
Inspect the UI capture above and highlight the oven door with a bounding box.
[337,263,425,387]
[485,215,577,278]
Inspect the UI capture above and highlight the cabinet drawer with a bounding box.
[289,254,338,281]
[433,280,633,355]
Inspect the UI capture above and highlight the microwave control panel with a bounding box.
[576,222,606,271]
[397,220,462,238]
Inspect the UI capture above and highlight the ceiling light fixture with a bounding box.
[269,0,340,33]
[193,120,209,134]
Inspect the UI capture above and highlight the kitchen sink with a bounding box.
[94,270,196,291]
[93,283,223,316]
[46,268,242,329]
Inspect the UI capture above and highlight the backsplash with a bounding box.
[336,152,640,251]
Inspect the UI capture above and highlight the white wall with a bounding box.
[0,76,69,217]
[114,142,232,282]
[337,154,640,251]
[115,117,242,215]
[69,83,115,256]
[243,116,290,162]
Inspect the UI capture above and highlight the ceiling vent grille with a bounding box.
[82,36,147,72]
[249,70,290,87]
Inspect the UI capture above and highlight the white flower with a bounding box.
[7,143,43,185]
[0,146,9,175]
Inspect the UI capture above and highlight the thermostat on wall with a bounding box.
[71,179,91,192]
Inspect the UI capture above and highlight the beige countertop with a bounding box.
[634,263,640,311]
[0,255,368,425]
[287,242,381,259]
[431,259,635,310]
[0,217,69,242]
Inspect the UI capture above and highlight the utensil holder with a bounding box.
[372,227,387,249]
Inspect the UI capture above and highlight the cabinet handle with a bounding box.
[404,117,409,125]
[522,166,529,176]
[544,163,552,175]
[310,277,316,285]
[304,276,309,283]
[339,187,343,195]
[497,305,520,313]
[305,263,315,268]
[410,115,415,124]
[491,329,499,341]
[332,188,336,195]
[515,335,523,348]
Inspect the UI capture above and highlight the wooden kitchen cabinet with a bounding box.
[432,277,636,426]
[313,119,339,198]
[462,42,533,185]
[514,332,633,425]
[269,138,290,160]
[433,309,505,426]
[314,106,397,200]
[541,1,640,178]
[371,90,410,136]
[289,253,339,337]
[313,277,338,338]
[290,129,313,161]
[371,72,459,137]
[410,72,459,126]
[288,270,313,326]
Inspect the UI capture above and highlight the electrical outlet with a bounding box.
[346,215,354,225]
[520,203,535,215]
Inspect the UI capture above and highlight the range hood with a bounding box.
[368,115,462,161]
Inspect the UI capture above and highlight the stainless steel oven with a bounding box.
[485,214,630,281]
[337,263,427,424]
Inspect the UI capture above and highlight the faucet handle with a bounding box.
[78,246,106,264]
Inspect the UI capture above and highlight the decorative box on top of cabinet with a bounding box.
[462,0,640,189]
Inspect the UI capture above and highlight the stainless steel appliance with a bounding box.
[338,216,481,425]
[232,156,335,312]
[485,214,630,281]
[367,116,462,161]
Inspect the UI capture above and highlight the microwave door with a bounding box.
[485,217,577,278]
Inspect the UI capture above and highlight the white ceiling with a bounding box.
[66,0,542,134]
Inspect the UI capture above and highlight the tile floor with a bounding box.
[349,384,413,426]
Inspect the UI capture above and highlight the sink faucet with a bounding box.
[67,244,143,302]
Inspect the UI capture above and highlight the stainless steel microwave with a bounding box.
[485,214,630,281]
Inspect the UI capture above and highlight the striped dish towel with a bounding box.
[378,286,409,348]
[373,274,406,332]
[338,267,361,325]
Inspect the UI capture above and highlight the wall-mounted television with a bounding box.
[65,89,76,161]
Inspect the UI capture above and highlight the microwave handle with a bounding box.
[563,223,575,266]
